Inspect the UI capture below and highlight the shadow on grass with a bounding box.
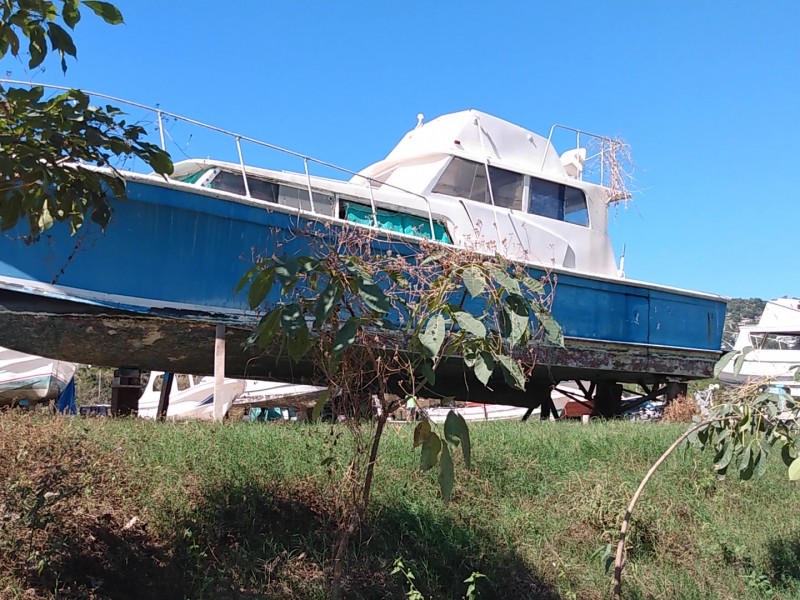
[33,480,560,599]
[767,532,800,587]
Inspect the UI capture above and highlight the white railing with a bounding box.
[541,123,630,192]
[1,79,438,238]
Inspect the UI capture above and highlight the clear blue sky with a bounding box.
[5,1,798,300]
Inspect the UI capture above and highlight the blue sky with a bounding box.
[5,1,798,300]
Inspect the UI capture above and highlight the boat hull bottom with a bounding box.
[0,293,721,406]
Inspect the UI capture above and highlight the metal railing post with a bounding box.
[367,180,379,227]
[303,158,317,214]
[235,136,251,198]
[157,111,166,151]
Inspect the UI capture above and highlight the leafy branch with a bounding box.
[612,349,800,599]
[0,1,173,239]
[241,227,562,598]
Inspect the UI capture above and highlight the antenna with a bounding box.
[617,243,626,278]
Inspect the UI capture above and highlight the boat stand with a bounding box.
[213,324,226,422]
[156,372,174,421]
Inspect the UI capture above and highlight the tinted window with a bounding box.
[432,157,523,210]
[208,170,280,202]
[277,185,335,216]
[528,176,589,227]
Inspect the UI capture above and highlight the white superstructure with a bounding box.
[170,110,624,279]
[720,298,800,397]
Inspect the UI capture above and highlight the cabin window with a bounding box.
[277,185,336,216]
[206,172,336,216]
[342,202,452,243]
[528,177,589,227]
[749,332,800,350]
[207,170,280,202]
[432,157,524,210]
[177,169,208,184]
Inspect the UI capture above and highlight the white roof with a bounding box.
[356,109,568,181]
[757,298,800,329]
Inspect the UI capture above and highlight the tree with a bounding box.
[611,351,800,599]
[0,0,173,240]
[241,228,563,598]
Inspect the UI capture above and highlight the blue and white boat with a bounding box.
[0,87,726,407]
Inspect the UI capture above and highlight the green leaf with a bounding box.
[488,265,521,296]
[533,305,564,347]
[357,279,390,313]
[280,303,305,336]
[249,307,282,349]
[332,318,358,355]
[419,360,436,385]
[438,443,455,503]
[247,268,275,309]
[27,25,47,69]
[453,311,486,339]
[413,420,431,449]
[146,148,174,175]
[420,432,442,471]
[314,281,342,329]
[713,351,738,379]
[84,1,124,24]
[500,295,529,346]
[419,312,446,360]
[235,264,259,294]
[461,266,485,298]
[520,272,545,295]
[497,355,526,390]
[63,0,82,28]
[738,443,752,473]
[274,258,299,289]
[753,448,769,480]
[311,388,331,422]
[444,411,471,469]
[789,457,800,481]
[714,441,734,472]
[46,22,77,61]
[287,326,312,362]
[473,351,495,387]
[733,346,753,377]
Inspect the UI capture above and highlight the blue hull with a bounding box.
[0,178,726,389]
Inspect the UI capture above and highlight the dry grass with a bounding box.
[662,394,700,422]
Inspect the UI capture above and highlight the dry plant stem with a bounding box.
[612,418,723,600]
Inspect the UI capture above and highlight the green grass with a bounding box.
[1,414,799,599]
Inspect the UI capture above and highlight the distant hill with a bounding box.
[723,297,766,348]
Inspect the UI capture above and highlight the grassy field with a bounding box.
[1,413,799,599]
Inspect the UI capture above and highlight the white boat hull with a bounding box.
[0,346,76,406]
[424,403,534,424]
[137,372,323,420]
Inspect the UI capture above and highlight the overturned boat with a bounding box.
[0,84,726,409]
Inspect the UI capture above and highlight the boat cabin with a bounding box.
[169,110,623,278]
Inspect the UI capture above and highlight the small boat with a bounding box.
[719,298,800,398]
[136,372,245,420]
[0,83,726,409]
[424,403,534,423]
[137,371,323,420]
[0,346,76,407]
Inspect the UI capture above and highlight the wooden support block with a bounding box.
[213,324,226,422]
